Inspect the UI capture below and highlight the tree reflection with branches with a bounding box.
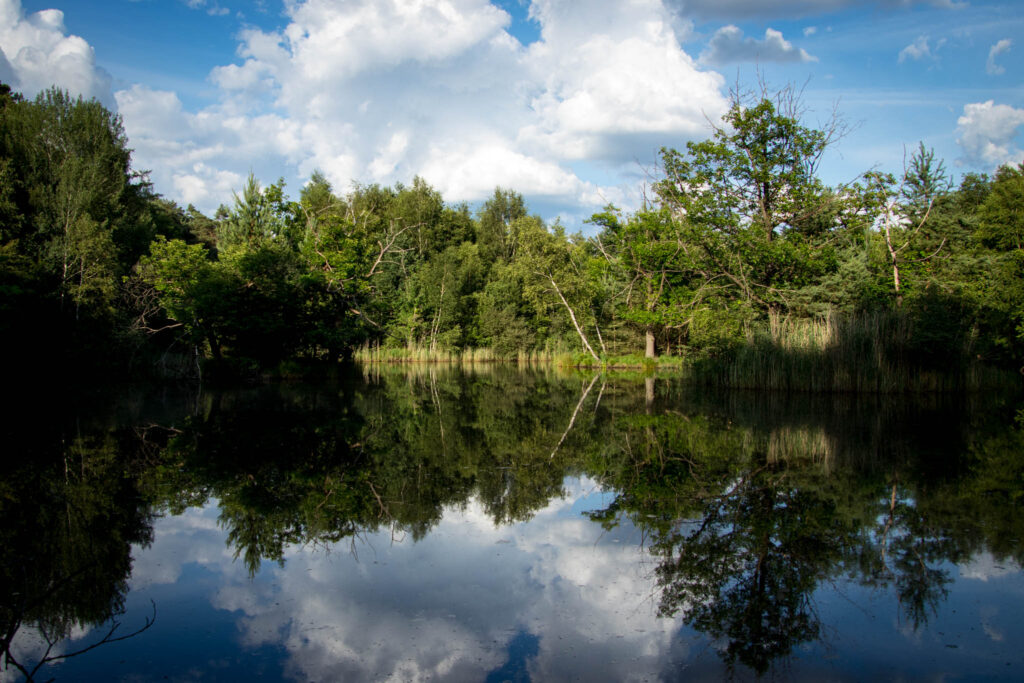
[0,424,159,681]
[583,392,996,676]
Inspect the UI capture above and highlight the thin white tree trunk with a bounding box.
[548,276,600,362]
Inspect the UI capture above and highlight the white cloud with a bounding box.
[522,1,725,160]
[898,34,945,63]
[700,25,817,66]
[173,164,246,209]
[2,0,729,217]
[279,0,510,80]
[185,0,230,16]
[420,139,591,200]
[114,0,727,216]
[0,0,112,105]
[955,100,1024,169]
[986,38,1012,76]
[116,84,191,140]
[803,26,817,37]
[0,45,17,85]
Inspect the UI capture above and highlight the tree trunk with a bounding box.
[882,203,904,308]
[548,275,600,363]
[645,326,656,359]
[430,279,446,353]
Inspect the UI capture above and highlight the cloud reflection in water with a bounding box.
[130,477,679,682]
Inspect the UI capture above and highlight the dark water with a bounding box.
[2,366,1023,681]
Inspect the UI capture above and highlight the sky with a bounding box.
[1,0,1022,226]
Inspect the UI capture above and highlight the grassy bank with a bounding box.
[353,312,1020,392]
[353,343,562,366]
[353,343,690,371]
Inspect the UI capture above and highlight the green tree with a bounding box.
[478,187,527,265]
[861,143,952,307]
[409,242,484,351]
[657,92,834,242]
[3,89,134,318]
[589,207,692,358]
[0,85,159,374]
[516,218,603,361]
[978,163,1024,251]
[217,173,289,254]
[477,263,537,356]
[974,163,1024,366]
[138,237,237,361]
[655,90,842,321]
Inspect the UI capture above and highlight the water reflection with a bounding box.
[0,397,159,681]
[1,369,1022,680]
[591,385,1024,674]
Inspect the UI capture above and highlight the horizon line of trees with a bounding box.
[2,80,1023,381]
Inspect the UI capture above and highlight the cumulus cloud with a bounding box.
[3,0,729,217]
[0,0,112,104]
[956,100,1024,169]
[522,0,725,159]
[116,0,727,216]
[898,35,945,63]
[701,25,816,65]
[986,38,1012,76]
[115,85,253,208]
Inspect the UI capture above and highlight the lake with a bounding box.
[2,366,1023,681]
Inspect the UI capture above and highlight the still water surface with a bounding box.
[2,366,1023,681]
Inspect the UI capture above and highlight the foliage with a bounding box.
[654,92,841,320]
[1,80,1021,385]
[0,85,167,375]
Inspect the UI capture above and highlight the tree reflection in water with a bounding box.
[587,384,1024,675]
[0,403,160,681]
[1,371,1022,679]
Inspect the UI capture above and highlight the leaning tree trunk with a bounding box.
[547,275,600,363]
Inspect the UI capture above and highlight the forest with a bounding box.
[2,81,1023,389]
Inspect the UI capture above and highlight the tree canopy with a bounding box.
[2,81,1022,384]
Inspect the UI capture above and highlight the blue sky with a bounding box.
[2,0,1022,225]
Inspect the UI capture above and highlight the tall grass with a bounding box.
[689,310,1017,392]
[354,343,690,372]
[354,311,1018,392]
[353,343,563,366]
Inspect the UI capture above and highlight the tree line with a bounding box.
[2,81,1022,384]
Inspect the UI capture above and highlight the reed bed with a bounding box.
[354,344,689,371]
[689,310,1017,392]
[353,343,563,366]
[354,311,1017,392]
